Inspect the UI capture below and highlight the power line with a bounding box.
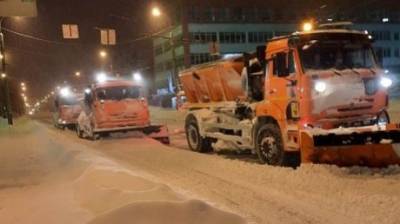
[2,27,79,46]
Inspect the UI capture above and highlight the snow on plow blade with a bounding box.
[300,124,400,167]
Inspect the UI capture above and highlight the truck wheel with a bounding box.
[185,117,212,153]
[76,124,83,138]
[87,125,99,141]
[256,123,285,166]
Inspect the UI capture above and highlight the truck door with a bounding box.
[266,50,298,121]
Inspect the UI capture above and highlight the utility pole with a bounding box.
[169,31,179,93]
[0,17,12,125]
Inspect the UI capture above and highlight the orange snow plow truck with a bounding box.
[53,87,82,130]
[180,25,400,167]
[76,79,170,144]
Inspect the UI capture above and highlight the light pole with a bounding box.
[99,49,113,74]
[151,6,179,93]
[0,17,12,125]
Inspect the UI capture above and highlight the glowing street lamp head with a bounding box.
[302,22,313,32]
[0,53,3,59]
[75,71,81,77]
[133,72,143,82]
[96,72,108,83]
[152,7,161,17]
[99,50,107,58]
[1,73,6,79]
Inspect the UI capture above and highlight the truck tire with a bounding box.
[256,123,285,166]
[87,124,99,141]
[76,124,83,138]
[185,116,212,153]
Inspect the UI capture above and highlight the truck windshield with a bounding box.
[298,39,376,72]
[57,97,79,106]
[96,86,141,101]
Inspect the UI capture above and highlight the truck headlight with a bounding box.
[314,81,327,93]
[380,77,392,88]
[60,87,71,97]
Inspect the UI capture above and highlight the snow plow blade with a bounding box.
[94,124,170,144]
[300,124,400,167]
[143,124,170,145]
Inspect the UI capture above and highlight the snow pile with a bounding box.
[0,119,246,224]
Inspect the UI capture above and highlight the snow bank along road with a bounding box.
[0,119,245,224]
[3,105,400,224]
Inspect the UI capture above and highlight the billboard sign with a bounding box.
[62,24,79,39]
[0,0,37,17]
[100,29,116,45]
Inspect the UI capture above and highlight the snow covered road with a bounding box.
[0,119,245,224]
[2,108,400,224]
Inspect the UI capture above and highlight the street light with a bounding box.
[133,72,143,82]
[1,72,6,79]
[151,7,161,17]
[99,50,107,58]
[0,53,3,60]
[75,71,81,77]
[303,22,313,32]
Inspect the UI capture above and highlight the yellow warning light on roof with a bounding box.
[302,22,313,32]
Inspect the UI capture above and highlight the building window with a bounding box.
[383,48,392,58]
[394,48,400,58]
[189,6,202,22]
[248,32,273,43]
[371,31,391,41]
[394,32,399,41]
[219,32,246,43]
[232,7,244,22]
[274,31,291,37]
[190,53,212,65]
[190,32,217,43]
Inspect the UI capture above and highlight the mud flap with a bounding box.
[300,127,400,167]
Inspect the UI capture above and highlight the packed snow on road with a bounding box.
[0,107,400,224]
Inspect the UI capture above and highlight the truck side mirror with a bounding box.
[275,52,290,77]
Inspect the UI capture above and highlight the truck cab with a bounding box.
[53,87,82,129]
[253,29,389,131]
[76,79,169,144]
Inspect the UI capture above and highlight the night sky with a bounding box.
[3,0,167,100]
